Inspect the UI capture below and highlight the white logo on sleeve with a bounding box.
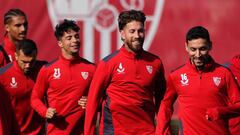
[117,63,125,74]
[180,73,189,86]
[81,72,89,80]
[53,68,61,79]
[213,77,221,86]
[146,65,153,74]
[10,77,18,88]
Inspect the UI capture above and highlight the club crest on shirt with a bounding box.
[81,72,89,80]
[146,65,153,74]
[10,77,18,88]
[180,73,189,86]
[213,77,221,86]
[46,1,164,62]
[117,63,125,74]
[53,68,61,79]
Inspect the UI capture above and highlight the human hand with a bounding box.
[46,107,57,119]
[205,108,220,121]
[78,96,87,109]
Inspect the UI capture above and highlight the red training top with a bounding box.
[156,57,240,135]
[228,55,240,135]
[31,56,95,135]
[0,36,16,67]
[85,46,166,135]
[0,61,47,135]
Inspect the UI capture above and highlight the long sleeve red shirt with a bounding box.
[31,56,95,135]
[229,55,240,84]
[228,55,240,135]
[0,36,16,67]
[84,46,166,135]
[0,86,20,135]
[0,60,47,135]
[156,57,240,135]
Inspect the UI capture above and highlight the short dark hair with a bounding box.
[16,39,37,56]
[54,19,80,41]
[4,8,27,25]
[186,26,211,43]
[118,9,146,31]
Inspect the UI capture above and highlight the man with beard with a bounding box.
[31,19,95,134]
[0,8,28,67]
[0,39,46,134]
[156,26,240,135]
[85,9,166,135]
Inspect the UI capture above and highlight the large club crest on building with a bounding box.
[47,0,164,62]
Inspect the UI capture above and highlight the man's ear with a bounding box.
[5,24,10,32]
[185,42,189,52]
[15,52,18,60]
[58,40,62,47]
[120,30,125,41]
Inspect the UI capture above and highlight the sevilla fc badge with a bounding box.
[47,0,165,62]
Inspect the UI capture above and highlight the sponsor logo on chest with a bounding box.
[117,62,125,74]
[10,77,18,88]
[180,73,189,86]
[53,68,61,79]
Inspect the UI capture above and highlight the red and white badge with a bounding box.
[47,0,164,62]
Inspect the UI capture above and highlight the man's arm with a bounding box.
[206,70,240,121]
[154,62,166,113]
[156,75,178,135]
[84,61,112,135]
[31,66,49,118]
